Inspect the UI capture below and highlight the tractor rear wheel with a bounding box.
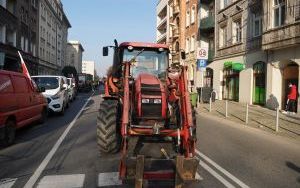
[97,100,121,154]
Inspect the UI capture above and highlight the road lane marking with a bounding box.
[196,149,250,188]
[98,172,122,187]
[199,160,236,188]
[195,172,203,181]
[0,178,17,188]
[24,94,93,188]
[36,174,85,188]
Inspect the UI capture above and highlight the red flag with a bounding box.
[18,51,31,79]
[18,51,34,89]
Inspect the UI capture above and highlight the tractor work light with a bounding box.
[153,99,162,104]
[142,99,150,104]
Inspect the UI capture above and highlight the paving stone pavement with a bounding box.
[196,100,300,141]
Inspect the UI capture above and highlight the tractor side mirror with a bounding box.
[181,51,186,60]
[103,47,109,56]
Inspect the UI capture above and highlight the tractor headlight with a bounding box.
[153,99,162,104]
[142,99,150,104]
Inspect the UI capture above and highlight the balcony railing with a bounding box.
[200,15,215,31]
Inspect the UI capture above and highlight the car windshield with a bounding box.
[123,49,168,78]
[32,77,59,90]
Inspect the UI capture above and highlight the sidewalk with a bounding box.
[196,100,300,141]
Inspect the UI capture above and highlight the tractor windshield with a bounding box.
[123,48,168,78]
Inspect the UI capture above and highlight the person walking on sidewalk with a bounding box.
[283,83,297,115]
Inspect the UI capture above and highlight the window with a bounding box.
[191,6,196,24]
[0,25,5,43]
[273,0,285,27]
[186,38,190,53]
[21,36,25,50]
[220,0,228,9]
[295,0,300,20]
[190,36,195,52]
[232,19,242,44]
[186,10,190,27]
[253,12,262,37]
[219,26,227,48]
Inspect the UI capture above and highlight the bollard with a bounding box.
[225,100,228,118]
[276,108,279,132]
[246,103,249,124]
[209,97,212,112]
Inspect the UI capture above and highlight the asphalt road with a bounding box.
[0,88,299,188]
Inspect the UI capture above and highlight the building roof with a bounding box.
[68,41,85,52]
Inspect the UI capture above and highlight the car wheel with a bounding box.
[59,103,65,116]
[3,120,16,146]
[38,108,48,124]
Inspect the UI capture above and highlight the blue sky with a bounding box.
[62,0,157,77]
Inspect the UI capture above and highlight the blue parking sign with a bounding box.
[197,59,207,70]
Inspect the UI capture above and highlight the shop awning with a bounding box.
[224,61,244,71]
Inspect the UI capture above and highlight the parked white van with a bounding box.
[32,76,69,115]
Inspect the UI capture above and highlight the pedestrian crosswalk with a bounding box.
[0,172,202,188]
[0,173,123,188]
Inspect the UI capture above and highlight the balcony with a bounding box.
[157,17,167,30]
[157,33,167,43]
[262,22,300,50]
[172,28,179,39]
[200,15,215,32]
[173,5,180,16]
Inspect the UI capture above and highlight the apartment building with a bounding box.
[198,0,215,89]
[0,0,39,75]
[207,0,300,113]
[168,0,186,64]
[209,0,266,105]
[82,61,95,80]
[184,0,198,91]
[66,41,84,73]
[38,0,71,75]
[262,0,300,111]
[156,0,169,44]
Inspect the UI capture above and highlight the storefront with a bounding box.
[253,62,266,105]
[223,61,244,101]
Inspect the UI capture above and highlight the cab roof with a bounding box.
[119,42,169,49]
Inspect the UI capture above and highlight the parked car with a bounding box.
[32,75,69,115]
[0,70,48,146]
[67,78,76,102]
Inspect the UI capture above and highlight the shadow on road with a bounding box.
[286,161,300,183]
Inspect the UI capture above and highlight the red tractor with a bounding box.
[97,40,199,187]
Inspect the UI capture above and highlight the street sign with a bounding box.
[197,47,208,60]
[197,59,207,70]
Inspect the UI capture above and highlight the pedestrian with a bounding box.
[283,83,297,115]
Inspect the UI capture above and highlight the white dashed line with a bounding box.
[98,172,122,187]
[36,174,85,188]
[24,94,93,188]
[0,178,17,188]
[196,149,250,188]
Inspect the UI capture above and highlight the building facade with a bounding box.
[66,41,84,74]
[262,0,300,111]
[206,0,300,113]
[38,0,71,75]
[184,0,199,91]
[198,0,215,89]
[156,0,169,44]
[0,0,39,75]
[209,0,266,105]
[82,61,95,80]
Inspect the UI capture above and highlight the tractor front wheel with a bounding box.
[97,100,121,154]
